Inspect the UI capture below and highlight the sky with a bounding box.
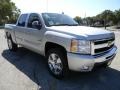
[11,0,120,18]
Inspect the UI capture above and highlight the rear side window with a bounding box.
[17,14,28,27]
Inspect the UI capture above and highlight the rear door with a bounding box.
[15,14,28,44]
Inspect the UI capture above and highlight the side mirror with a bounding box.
[32,21,42,30]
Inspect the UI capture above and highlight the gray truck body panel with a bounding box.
[4,13,117,71]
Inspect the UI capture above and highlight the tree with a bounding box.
[74,9,120,27]
[74,16,82,25]
[114,9,120,25]
[85,17,94,26]
[100,10,115,28]
[0,0,21,25]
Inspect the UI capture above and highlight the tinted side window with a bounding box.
[17,14,28,27]
[27,13,40,28]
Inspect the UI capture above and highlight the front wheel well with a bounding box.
[45,42,67,56]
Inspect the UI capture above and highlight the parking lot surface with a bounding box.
[0,29,120,90]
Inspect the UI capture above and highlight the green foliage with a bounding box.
[0,0,21,25]
[74,9,120,26]
[85,17,94,26]
[114,9,120,24]
[74,16,82,24]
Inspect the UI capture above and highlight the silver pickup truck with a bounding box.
[5,12,117,78]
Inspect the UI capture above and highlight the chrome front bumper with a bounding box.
[67,46,117,71]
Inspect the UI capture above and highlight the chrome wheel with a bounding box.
[6,36,18,52]
[48,53,63,75]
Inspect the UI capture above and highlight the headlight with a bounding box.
[70,39,91,54]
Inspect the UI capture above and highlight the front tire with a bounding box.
[46,48,69,79]
[7,37,18,51]
[102,61,112,68]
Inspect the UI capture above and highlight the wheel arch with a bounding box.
[45,42,67,56]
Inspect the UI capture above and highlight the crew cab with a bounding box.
[5,12,117,78]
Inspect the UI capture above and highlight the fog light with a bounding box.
[107,60,112,66]
[82,66,89,70]
[80,64,94,71]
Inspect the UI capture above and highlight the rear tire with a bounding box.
[7,37,18,51]
[46,48,69,79]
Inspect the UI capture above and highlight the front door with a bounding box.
[23,13,45,52]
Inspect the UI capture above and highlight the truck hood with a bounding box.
[47,26,114,40]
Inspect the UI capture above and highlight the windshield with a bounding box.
[42,13,78,27]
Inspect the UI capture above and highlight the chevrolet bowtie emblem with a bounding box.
[108,41,112,47]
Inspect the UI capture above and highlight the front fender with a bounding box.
[43,31,75,53]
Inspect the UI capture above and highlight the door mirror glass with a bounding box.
[32,21,42,30]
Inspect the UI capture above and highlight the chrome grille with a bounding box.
[91,38,115,55]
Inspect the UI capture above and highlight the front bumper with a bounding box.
[67,46,117,71]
